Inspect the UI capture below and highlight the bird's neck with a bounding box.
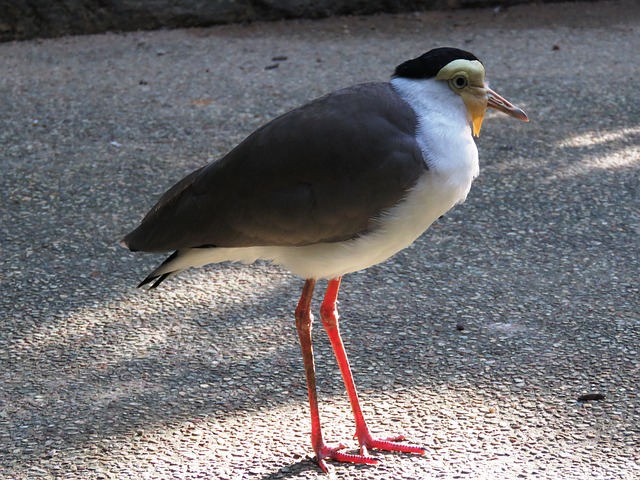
[390,76,471,129]
[390,76,479,200]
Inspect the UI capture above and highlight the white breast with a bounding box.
[169,78,480,280]
[391,76,480,202]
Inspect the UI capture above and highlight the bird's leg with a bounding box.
[320,277,426,458]
[295,279,376,472]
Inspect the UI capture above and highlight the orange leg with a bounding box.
[320,277,426,458]
[295,279,377,472]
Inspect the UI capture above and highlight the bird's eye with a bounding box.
[452,75,467,89]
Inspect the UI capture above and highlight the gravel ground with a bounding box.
[1,1,638,479]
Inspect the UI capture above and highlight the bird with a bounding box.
[121,47,528,472]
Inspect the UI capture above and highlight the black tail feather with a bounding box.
[150,272,171,289]
[137,273,165,289]
[137,276,156,289]
[137,251,179,289]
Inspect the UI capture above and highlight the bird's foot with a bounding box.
[313,432,424,472]
[315,441,378,473]
[357,430,426,457]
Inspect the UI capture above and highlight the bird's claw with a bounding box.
[313,432,425,472]
[315,442,378,473]
[356,431,426,456]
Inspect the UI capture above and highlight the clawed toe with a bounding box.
[315,443,378,473]
[312,432,425,472]
[359,433,426,456]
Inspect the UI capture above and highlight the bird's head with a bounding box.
[394,47,529,136]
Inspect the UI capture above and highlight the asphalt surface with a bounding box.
[1,1,639,479]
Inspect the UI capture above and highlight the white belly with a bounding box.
[171,168,475,280]
[268,168,475,279]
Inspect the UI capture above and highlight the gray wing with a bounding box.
[123,82,426,253]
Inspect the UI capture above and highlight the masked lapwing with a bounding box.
[122,47,528,472]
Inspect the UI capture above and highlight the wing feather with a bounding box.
[123,83,426,252]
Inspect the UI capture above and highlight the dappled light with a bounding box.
[555,126,640,175]
[557,126,640,150]
[2,1,639,478]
